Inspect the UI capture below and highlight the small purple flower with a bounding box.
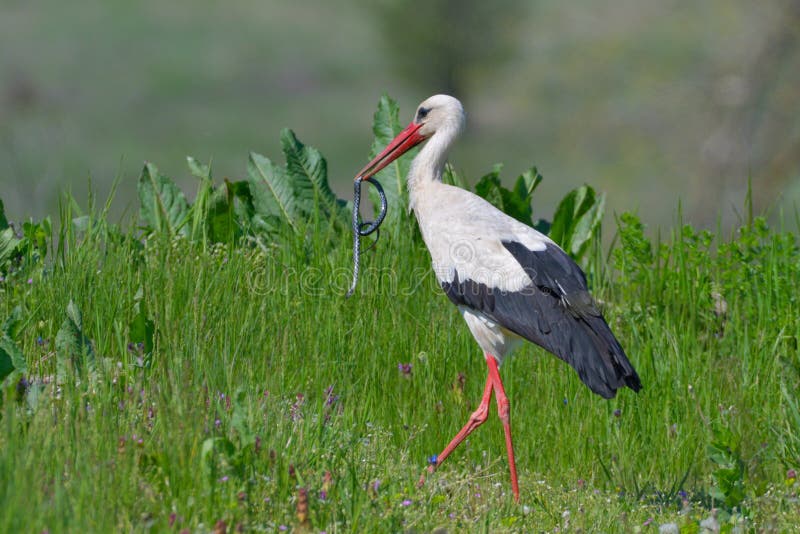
[325,385,339,406]
[214,418,221,429]
[16,376,30,399]
[401,499,412,507]
[36,336,44,346]
[290,393,305,421]
[279,526,287,531]
[219,476,229,483]
[27,278,33,284]
[373,480,381,492]
[563,398,568,405]
[319,490,327,500]
[613,409,621,418]
[788,469,797,480]
[428,454,438,466]
[678,490,687,499]
[449,513,456,520]
[398,363,412,376]
[169,512,177,527]
[643,517,653,526]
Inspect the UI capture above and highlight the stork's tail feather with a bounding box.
[571,315,641,399]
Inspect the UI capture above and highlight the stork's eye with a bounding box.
[416,107,430,120]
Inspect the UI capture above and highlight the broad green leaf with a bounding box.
[550,185,602,263]
[281,129,343,220]
[569,192,605,259]
[0,227,20,267]
[0,344,13,383]
[247,152,300,232]
[138,162,190,236]
[187,156,211,181]
[0,198,9,229]
[474,164,505,211]
[367,95,417,228]
[2,306,23,338]
[227,179,255,232]
[474,164,537,225]
[55,300,95,380]
[0,335,26,379]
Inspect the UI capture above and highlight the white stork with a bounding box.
[354,95,641,502]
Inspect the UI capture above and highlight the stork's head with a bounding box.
[355,94,465,181]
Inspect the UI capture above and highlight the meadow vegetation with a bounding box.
[1,97,799,532]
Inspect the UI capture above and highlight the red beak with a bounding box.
[355,122,425,181]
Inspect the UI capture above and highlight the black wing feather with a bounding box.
[441,240,641,398]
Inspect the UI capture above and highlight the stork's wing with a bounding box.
[441,239,641,398]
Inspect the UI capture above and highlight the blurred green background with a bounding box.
[2,0,799,229]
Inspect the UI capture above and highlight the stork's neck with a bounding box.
[407,125,459,202]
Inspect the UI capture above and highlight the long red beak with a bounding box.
[355,122,425,181]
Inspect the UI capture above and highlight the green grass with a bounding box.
[1,196,799,532]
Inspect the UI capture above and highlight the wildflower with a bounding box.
[613,409,621,418]
[325,385,338,406]
[169,513,177,527]
[643,517,654,527]
[254,436,262,453]
[290,393,304,421]
[449,513,456,519]
[16,376,30,400]
[278,526,287,531]
[36,336,44,346]
[788,469,797,484]
[214,418,221,429]
[398,363,412,376]
[372,479,381,493]
[428,454,438,466]
[563,398,568,405]
[27,278,33,284]
[319,490,327,500]
[219,476,229,483]
[401,499,412,507]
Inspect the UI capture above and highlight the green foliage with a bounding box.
[1,188,800,530]
[138,162,191,237]
[55,300,95,380]
[549,185,605,264]
[473,164,543,227]
[128,286,154,359]
[0,307,26,382]
[707,426,746,512]
[0,200,50,273]
[367,95,418,235]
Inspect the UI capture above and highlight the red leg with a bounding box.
[418,374,494,488]
[487,354,520,502]
[431,374,493,470]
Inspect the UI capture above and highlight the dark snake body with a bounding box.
[345,177,387,298]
